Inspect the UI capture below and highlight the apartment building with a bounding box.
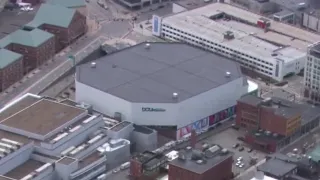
[0,28,55,74]
[0,49,23,92]
[304,42,320,103]
[24,3,87,52]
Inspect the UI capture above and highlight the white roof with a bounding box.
[162,3,315,62]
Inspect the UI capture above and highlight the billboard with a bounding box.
[177,117,209,139]
[152,15,162,36]
[209,106,236,126]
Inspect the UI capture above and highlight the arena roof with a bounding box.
[162,3,318,61]
[77,42,243,103]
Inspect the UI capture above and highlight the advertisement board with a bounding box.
[152,15,162,36]
[209,106,236,126]
[177,117,209,139]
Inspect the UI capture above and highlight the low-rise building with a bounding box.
[0,93,131,180]
[168,145,233,180]
[24,3,87,52]
[236,95,320,152]
[0,49,23,91]
[46,0,87,17]
[0,28,55,74]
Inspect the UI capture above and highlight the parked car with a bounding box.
[248,148,253,153]
[233,143,240,148]
[239,147,244,151]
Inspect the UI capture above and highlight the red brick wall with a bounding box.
[168,156,233,180]
[1,57,23,91]
[235,101,259,130]
[259,107,287,136]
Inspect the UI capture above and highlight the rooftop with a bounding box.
[257,158,297,177]
[47,0,86,8]
[238,95,320,124]
[57,156,77,165]
[0,28,54,48]
[25,3,76,28]
[5,159,44,179]
[133,125,154,134]
[163,3,319,61]
[0,98,85,136]
[79,151,104,168]
[110,121,132,132]
[0,49,22,69]
[169,145,233,174]
[77,42,243,103]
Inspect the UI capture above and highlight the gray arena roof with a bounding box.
[76,42,243,103]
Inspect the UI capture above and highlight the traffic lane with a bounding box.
[200,128,266,175]
[101,21,132,37]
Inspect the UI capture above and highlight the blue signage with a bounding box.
[153,16,159,33]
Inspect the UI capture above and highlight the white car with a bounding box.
[239,163,245,168]
[237,157,243,161]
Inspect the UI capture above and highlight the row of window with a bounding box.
[162,25,274,76]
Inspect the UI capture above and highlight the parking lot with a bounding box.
[198,128,267,175]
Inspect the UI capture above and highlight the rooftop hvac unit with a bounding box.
[221,148,229,154]
[91,62,96,68]
[186,146,192,151]
[61,146,76,156]
[83,115,97,124]
[172,92,179,99]
[196,160,204,164]
[51,132,69,143]
[88,134,104,144]
[69,125,82,133]
[35,163,52,173]
[1,138,22,147]
[114,112,122,121]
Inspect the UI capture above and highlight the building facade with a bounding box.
[0,29,55,74]
[304,42,320,103]
[152,3,320,82]
[0,49,23,92]
[236,95,320,152]
[24,3,87,52]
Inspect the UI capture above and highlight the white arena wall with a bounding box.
[75,77,247,131]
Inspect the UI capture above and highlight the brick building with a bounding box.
[236,95,320,152]
[24,3,87,52]
[0,28,55,74]
[168,145,233,180]
[0,49,23,92]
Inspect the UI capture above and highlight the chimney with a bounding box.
[190,130,197,148]
[90,62,96,68]
[129,158,143,178]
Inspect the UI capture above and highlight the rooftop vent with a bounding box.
[196,160,204,164]
[225,71,231,77]
[223,31,234,40]
[145,43,151,49]
[172,92,178,99]
[186,146,192,150]
[91,62,96,68]
[221,148,228,154]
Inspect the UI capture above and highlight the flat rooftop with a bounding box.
[58,156,77,165]
[0,99,85,136]
[163,3,318,61]
[257,158,297,177]
[77,42,243,103]
[110,121,132,132]
[79,151,104,169]
[169,145,233,174]
[5,159,44,179]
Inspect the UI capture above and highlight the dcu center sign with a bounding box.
[142,107,166,112]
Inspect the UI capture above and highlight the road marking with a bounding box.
[9,36,104,103]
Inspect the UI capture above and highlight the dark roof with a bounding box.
[77,42,243,103]
[0,49,22,69]
[258,158,297,177]
[239,95,320,124]
[169,145,233,174]
[133,125,154,134]
[25,3,76,28]
[238,94,262,106]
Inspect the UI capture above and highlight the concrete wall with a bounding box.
[132,129,157,152]
[0,142,34,174]
[76,77,247,128]
[37,117,104,156]
[107,123,134,140]
[303,13,320,32]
